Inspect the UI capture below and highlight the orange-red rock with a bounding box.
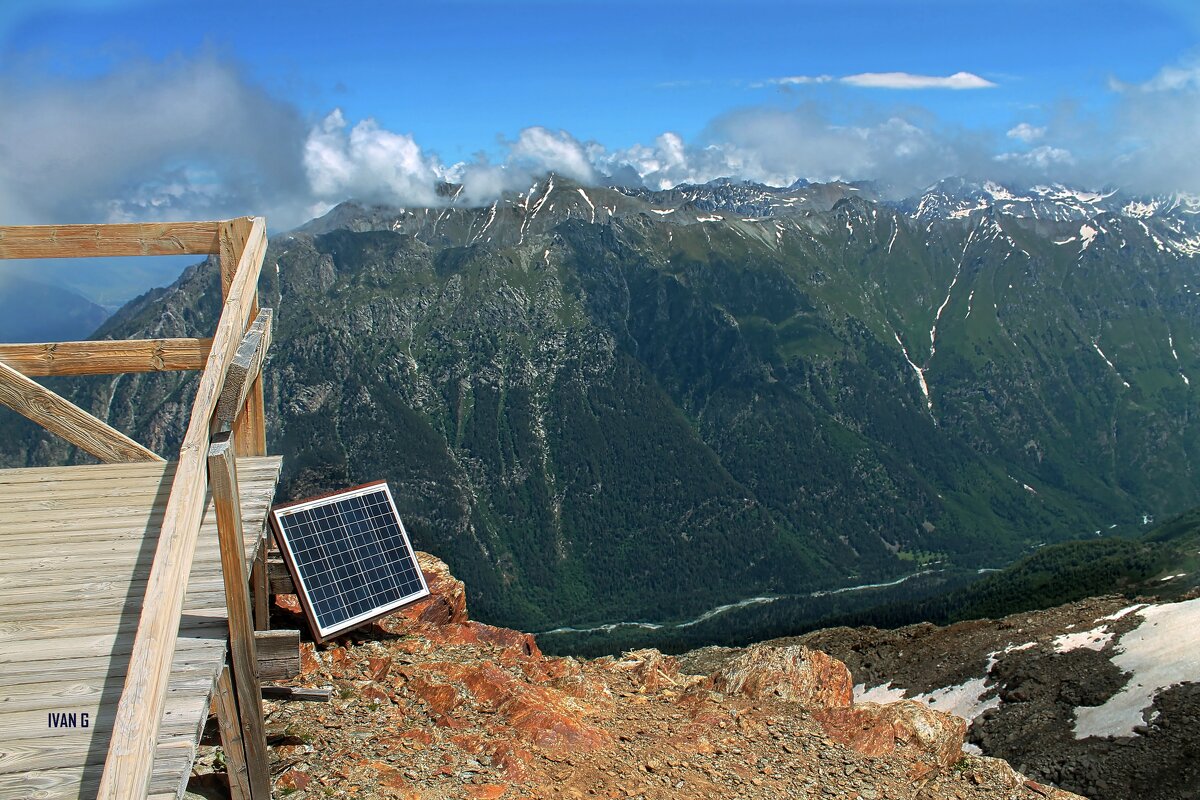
[367,656,393,682]
[710,644,853,708]
[396,552,469,626]
[298,641,322,677]
[276,767,311,791]
[812,700,967,778]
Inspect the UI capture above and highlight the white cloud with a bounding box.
[767,71,996,90]
[994,145,1075,170]
[0,54,311,226]
[303,109,443,209]
[842,71,996,90]
[769,75,835,86]
[15,51,1200,235]
[1007,123,1046,142]
[506,127,597,185]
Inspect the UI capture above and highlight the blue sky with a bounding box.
[2,0,1200,231]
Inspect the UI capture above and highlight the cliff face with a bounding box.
[190,554,1082,800]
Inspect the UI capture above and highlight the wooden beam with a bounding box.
[0,221,221,259]
[267,555,296,595]
[254,629,300,680]
[250,542,270,631]
[215,309,272,428]
[220,218,267,457]
[212,665,252,800]
[0,359,162,463]
[0,338,212,377]
[218,218,254,301]
[97,216,267,800]
[207,432,271,798]
[261,685,332,702]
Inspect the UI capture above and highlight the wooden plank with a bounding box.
[260,685,332,702]
[218,218,253,301]
[207,433,271,799]
[0,360,162,464]
[220,217,265,459]
[0,338,212,377]
[254,629,299,680]
[212,666,252,800]
[215,308,272,427]
[98,216,267,800]
[251,543,270,631]
[221,219,267,459]
[267,555,297,594]
[0,221,220,259]
[0,459,174,484]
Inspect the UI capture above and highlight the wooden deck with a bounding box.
[0,456,282,799]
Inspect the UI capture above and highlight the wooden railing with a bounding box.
[0,218,274,799]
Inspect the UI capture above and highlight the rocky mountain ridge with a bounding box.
[5,174,1200,642]
[683,592,1200,800]
[191,552,1083,800]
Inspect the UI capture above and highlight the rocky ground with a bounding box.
[680,595,1200,800]
[188,554,1080,800]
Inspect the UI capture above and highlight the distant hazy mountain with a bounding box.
[5,175,1200,637]
[0,275,109,343]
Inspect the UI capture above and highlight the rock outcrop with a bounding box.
[192,554,1084,799]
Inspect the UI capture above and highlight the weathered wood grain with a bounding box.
[0,221,221,259]
[0,455,281,798]
[207,433,271,798]
[0,359,162,463]
[215,309,272,427]
[0,338,212,377]
[98,216,266,799]
[213,666,252,800]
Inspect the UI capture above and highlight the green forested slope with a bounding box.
[4,178,1200,635]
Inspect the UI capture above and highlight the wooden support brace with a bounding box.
[208,432,272,799]
[219,217,267,457]
[98,216,267,799]
[213,665,253,800]
[255,629,300,680]
[0,359,162,463]
[261,685,333,702]
[215,308,273,428]
[267,555,296,595]
[251,543,271,631]
[0,338,212,377]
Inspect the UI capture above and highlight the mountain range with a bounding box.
[3,175,1200,639]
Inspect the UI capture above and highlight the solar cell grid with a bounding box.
[269,481,430,642]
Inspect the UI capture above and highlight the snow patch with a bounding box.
[576,188,596,224]
[1079,223,1098,251]
[1053,625,1114,653]
[1074,597,1200,739]
[854,682,907,704]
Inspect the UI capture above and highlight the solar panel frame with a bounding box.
[268,480,430,643]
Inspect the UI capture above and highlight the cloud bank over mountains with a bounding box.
[4,54,1200,229]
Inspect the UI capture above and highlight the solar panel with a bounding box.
[269,481,430,642]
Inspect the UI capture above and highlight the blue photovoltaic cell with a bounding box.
[272,484,428,638]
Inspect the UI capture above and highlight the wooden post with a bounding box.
[220,218,267,457]
[251,543,270,631]
[98,217,267,799]
[213,665,253,800]
[208,431,271,799]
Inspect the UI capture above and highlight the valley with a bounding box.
[3,176,1199,645]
